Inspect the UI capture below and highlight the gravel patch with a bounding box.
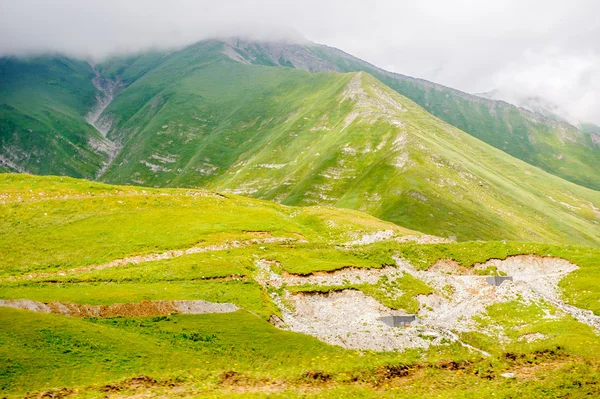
[281,290,442,351]
[283,266,403,287]
[0,299,238,317]
[343,230,453,246]
[257,254,599,352]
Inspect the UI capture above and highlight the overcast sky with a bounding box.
[1,0,599,124]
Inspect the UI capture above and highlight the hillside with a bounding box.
[0,56,113,177]
[86,44,600,245]
[279,41,600,190]
[1,174,600,398]
[199,38,599,190]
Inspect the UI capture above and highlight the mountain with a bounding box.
[2,38,600,398]
[92,42,600,244]
[476,89,577,123]
[477,89,600,139]
[0,56,115,177]
[4,39,599,190]
[176,38,599,190]
[0,39,599,245]
[229,40,599,191]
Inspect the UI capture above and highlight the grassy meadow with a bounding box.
[1,174,600,397]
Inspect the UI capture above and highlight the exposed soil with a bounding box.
[518,332,547,343]
[25,387,75,399]
[343,230,453,246]
[425,259,473,275]
[506,359,573,381]
[257,254,598,352]
[477,255,600,331]
[242,231,272,238]
[101,375,178,393]
[36,275,248,285]
[282,266,402,286]
[282,289,445,351]
[0,299,238,317]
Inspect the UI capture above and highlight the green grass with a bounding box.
[468,300,600,359]
[2,308,599,398]
[0,307,204,395]
[30,249,252,283]
[0,174,411,279]
[1,307,484,397]
[0,308,345,396]
[262,245,394,275]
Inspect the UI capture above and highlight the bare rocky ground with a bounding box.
[257,255,599,352]
[343,229,454,246]
[0,299,238,317]
[85,65,123,178]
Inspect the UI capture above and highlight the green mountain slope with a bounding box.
[214,39,599,190]
[0,57,112,177]
[87,42,599,244]
[1,40,598,245]
[0,173,417,279]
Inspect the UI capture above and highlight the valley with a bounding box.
[0,36,599,398]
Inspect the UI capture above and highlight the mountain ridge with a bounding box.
[220,39,599,190]
[0,39,599,246]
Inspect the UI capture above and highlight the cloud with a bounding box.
[0,0,599,124]
[490,48,600,124]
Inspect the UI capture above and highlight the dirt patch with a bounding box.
[507,359,573,381]
[256,254,597,352]
[302,370,332,382]
[242,231,272,238]
[255,259,284,288]
[428,259,473,275]
[436,359,473,370]
[518,332,547,343]
[395,255,600,333]
[343,231,453,246]
[474,255,600,331]
[475,255,577,299]
[395,235,455,244]
[0,299,238,317]
[218,371,291,394]
[25,388,75,398]
[38,275,247,284]
[375,363,414,380]
[282,266,402,286]
[344,230,396,245]
[279,290,444,351]
[101,376,176,393]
